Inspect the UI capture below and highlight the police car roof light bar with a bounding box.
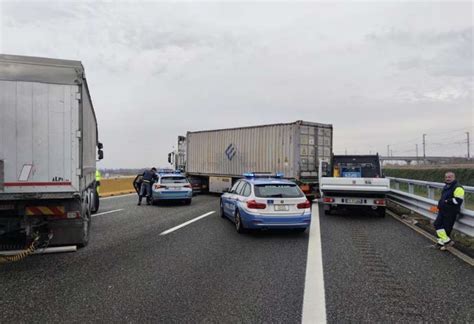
[243,172,284,179]
[157,169,181,174]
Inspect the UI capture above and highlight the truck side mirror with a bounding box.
[98,142,103,150]
[98,150,104,160]
[168,153,172,164]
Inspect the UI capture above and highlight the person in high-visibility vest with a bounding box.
[434,172,465,250]
[95,169,101,194]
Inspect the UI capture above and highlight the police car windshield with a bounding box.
[254,184,304,198]
[161,176,187,184]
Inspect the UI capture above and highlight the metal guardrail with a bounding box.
[387,177,474,237]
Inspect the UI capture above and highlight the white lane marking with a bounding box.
[92,209,124,217]
[101,193,135,200]
[302,203,327,324]
[159,211,216,236]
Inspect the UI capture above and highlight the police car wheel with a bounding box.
[235,210,246,234]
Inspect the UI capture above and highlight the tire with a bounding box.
[324,206,333,216]
[376,207,386,218]
[294,228,307,233]
[78,196,91,248]
[235,210,246,234]
[185,199,192,205]
[91,189,100,214]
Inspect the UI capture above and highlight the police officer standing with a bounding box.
[435,172,465,250]
[138,167,158,206]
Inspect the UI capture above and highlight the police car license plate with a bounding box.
[274,205,289,211]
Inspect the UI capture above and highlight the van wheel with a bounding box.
[324,206,334,215]
[377,207,386,218]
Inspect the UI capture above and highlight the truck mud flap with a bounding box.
[47,219,85,246]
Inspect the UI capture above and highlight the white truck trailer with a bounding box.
[0,54,103,250]
[319,155,390,217]
[184,121,333,196]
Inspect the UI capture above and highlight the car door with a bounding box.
[235,182,251,208]
[223,181,241,216]
[229,181,245,218]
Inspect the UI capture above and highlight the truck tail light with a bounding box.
[297,200,311,209]
[154,184,162,190]
[67,211,81,219]
[323,197,334,203]
[374,199,385,205]
[184,184,192,188]
[247,200,266,209]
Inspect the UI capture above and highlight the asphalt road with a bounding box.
[1,194,472,323]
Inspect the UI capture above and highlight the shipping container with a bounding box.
[0,54,103,250]
[185,120,333,194]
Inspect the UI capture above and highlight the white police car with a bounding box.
[220,173,311,233]
[152,170,193,205]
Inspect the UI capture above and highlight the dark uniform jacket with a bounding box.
[438,180,464,215]
[142,170,158,183]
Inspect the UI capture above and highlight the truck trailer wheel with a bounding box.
[78,195,92,248]
[91,189,100,214]
[78,213,91,248]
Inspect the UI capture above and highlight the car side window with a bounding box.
[230,181,241,193]
[242,183,251,197]
[234,181,246,196]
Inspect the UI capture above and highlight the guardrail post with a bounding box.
[408,183,414,194]
[394,182,400,190]
[427,186,435,200]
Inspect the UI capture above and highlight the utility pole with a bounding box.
[467,132,471,159]
[422,134,426,164]
[416,144,419,162]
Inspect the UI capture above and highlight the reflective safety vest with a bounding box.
[438,181,464,212]
[95,170,102,192]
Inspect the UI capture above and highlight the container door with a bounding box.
[0,80,80,194]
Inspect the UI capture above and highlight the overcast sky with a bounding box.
[1,1,472,168]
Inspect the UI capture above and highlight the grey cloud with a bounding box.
[371,27,473,77]
[3,1,89,24]
[2,2,473,167]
